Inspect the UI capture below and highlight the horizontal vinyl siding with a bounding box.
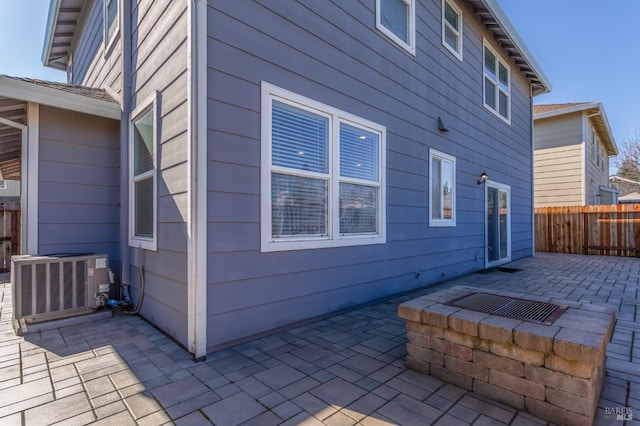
[534,144,584,206]
[127,0,190,346]
[38,106,119,263]
[206,0,535,349]
[533,113,582,150]
[71,0,122,96]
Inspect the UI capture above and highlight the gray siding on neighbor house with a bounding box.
[205,0,535,349]
[585,120,611,204]
[126,0,190,346]
[533,113,585,206]
[38,105,119,263]
[71,0,122,95]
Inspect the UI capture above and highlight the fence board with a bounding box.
[535,204,640,257]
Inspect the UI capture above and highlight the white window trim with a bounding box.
[482,39,511,124]
[442,0,463,61]
[128,91,159,251]
[376,0,416,55]
[429,149,456,227]
[103,0,119,57]
[261,82,386,252]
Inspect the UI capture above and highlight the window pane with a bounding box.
[431,158,442,220]
[484,78,496,109]
[272,101,329,174]
[445,26,458,51]
[484,47,496,78]
[381,0,409,43]
[271,173,328,237]
[340,123,379,182]
[106,0,118,41]
[498,63,509,89]
[444,2,458,30]
[133,109,154,176]
[134,178,154,238]
[441,160,453,220]
[340,183,378,234]
[499,190,508,259]
[499,91,508,118]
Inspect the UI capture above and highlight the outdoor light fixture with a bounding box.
[477,172,488,185]
[437,116,449,132]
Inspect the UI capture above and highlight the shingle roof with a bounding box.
[533,103,589,115]
[3,76,117,104]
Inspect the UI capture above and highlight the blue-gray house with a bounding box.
[3,0,550,359]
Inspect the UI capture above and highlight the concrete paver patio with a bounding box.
[0,253,638,425]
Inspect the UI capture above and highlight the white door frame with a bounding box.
[485,180,511,268]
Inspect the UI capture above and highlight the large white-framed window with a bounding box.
[429,149,456,227]
[129,91,159,251]
[376,0,416,55]
[104,0,119,55]
[261,82,386,252]
[442,0,463,60]
[483,40,510,124]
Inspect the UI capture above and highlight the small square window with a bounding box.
[129,92,158,250]
[483,41,510,123]
[376,0,416,55]
[430,149,456,227]
[442,0,463,60]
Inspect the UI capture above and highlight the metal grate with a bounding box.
[447,292,567,325]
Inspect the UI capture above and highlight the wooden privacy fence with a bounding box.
[535,204,640,257]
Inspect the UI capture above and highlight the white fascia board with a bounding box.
[481,0,552,94]
[41,0,63,68]
[0,76,120,120]
[594,103,618,156]
[533,102,601,120]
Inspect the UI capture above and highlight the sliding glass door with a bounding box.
[486,182,511,268]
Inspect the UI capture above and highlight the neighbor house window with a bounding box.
[104,0,119,54]
[483,41,510,123]
[261,82,386,252]
[430,149,456,227]
[376,0,416,55]
[129,92,158,250]
[442,0,462,60]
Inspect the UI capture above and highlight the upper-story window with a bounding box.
[104,0,119,54]
[429,149,456,227]
[442,0,463,60]
[261,82,386,252]
[376,0,416,55]
[483,41,510,123]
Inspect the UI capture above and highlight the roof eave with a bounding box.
[0,76,120,120]
[478,0,552,96]
[41,0,65,70]
[533,102,600,120]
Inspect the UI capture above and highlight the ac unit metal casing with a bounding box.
[11,254,110,323]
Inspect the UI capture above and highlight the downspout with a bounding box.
[530,86,535,256]
[120,0,131,291]
[187,0,208,361]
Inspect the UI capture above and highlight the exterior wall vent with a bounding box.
[11,254,110,323]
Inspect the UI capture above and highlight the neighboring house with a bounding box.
[1,0,549,358]
[610,175,640,203]
[533,102,618,207]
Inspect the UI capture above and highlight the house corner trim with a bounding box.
[187,0,208,360]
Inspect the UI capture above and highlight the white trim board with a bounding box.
[0,76,120,120]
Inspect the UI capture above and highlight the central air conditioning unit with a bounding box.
[11,254,111,323]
